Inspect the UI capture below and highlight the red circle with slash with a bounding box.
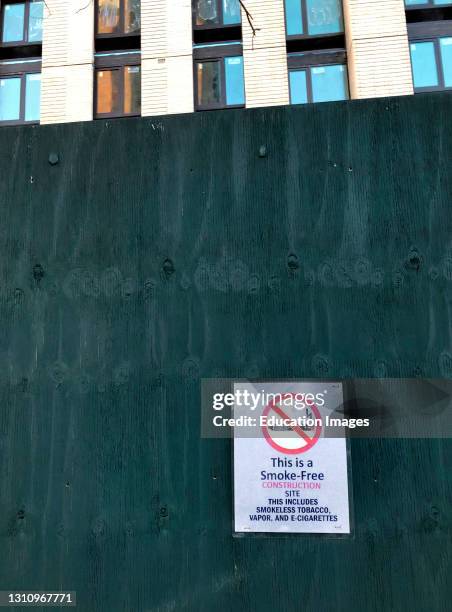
[262,393,322,454]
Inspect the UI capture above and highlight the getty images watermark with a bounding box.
[203,382,371,439]
[201,379,452,439]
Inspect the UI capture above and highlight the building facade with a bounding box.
[0,0,451,125]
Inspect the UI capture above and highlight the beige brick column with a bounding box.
[241,0,289,108]
[343,0,413,99]
[141,0,194,116]
[41,1,94,124]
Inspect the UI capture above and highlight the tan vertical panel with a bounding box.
[241,0,289,108]
[41,0,94,124]
[343,0,414,99]
[141,0,194,116]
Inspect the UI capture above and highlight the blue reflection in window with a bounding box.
[440,38,452,87]
[223,0,241,25]
[405,0,427,4]
[0,77,21,121]
[25,73,41,121]
[290,70,308,104]
[225,56,245,105]
[2,3,25,42]
[410,42,439,88]
[29,2,44,42]
[311,64,348,102]
[307,0,343,36]
[285,0,303,36]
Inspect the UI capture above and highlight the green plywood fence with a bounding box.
[0,93,451,611]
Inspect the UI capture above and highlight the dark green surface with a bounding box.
[0,94,451,611]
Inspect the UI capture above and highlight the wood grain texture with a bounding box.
[0,95,451,611]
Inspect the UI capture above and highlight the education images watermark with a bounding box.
[201,379,452,439]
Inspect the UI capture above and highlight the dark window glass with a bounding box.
[289,64,348,104]
[125,0,140,33]
[0,76,21,120]
[195,53,245,109]
[197,60,222,105]
[194,0,241,27]
[284,0,343,37]
[97,0,140,35]
[95,65,141,117]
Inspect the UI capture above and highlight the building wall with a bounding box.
[241,0,290,108]
[141,0,194,116]
[36,0,416,123]
[343,0,414,99]
[41,0,94,124]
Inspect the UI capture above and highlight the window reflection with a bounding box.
[125,0,140,33]
[223,0,241,25]
[306,0,343,36]
[311,64,348,102]
[225,56,245,105]
[96,69,121,114]
[410,42,439,88]
[284,0,343,37]
[0,77,21,121]
[197,61,221,106]
[98,0,120,34]
[25,73,41,121]
[124,65,141,114]
[28,2,44,43]
[2,4,25,43]
[195,0,219,26]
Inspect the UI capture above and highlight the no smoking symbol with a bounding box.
[262,392,322,454]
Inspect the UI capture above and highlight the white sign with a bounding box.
[233,381,351,535]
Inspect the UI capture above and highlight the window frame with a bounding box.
[94,51,141,119]
[193,43,244,110]
[288,49,349,104]
[192,0,241,31]
[405,1,452,10]
[95,0,140,39]
[408,21,452,91]
[0,57,41,125]
[283,0,344,41]
[0,0,43,47]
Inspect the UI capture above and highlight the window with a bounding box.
[95,53,141,118]
[284,0,343,38]
[194,45,245,109]
[1,1,43,45]
[193,0,241,28]
[0,60,41,124]
[288,52,348,103]
[410,37,452,89]
[96,0,140,36]
[405,1,452,7]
